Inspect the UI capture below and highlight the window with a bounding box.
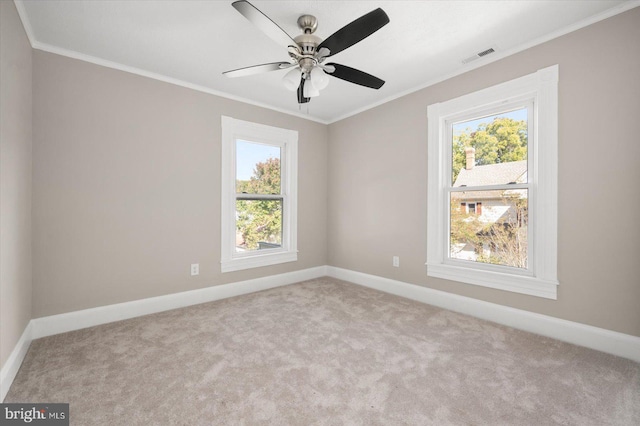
[427,65,558,299]
[450,107,530,268]
[221,116,298,272]
[467,203,476,215]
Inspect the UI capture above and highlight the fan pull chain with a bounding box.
[298,104,310,115]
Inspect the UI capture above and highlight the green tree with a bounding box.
[452,117,527,182]
[237,157,281,195]
[236,158,282,250]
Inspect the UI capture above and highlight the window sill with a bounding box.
[221,251,298,273]
[426,262,558,299]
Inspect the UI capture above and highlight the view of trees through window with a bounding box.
[235,141,282,252]
[449,108,529,269]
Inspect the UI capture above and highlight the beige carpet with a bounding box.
[6,277,640,425]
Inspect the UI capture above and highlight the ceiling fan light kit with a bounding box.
[223,0,389,105]
[282,68,302,91]
[310,67,329,90]
[303,80,320,98]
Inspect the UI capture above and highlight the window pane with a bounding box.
[236,140,281,195]
[450,189,528,269]
[452,108,528,186]
[235,199,282,252]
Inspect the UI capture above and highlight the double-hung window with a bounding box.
[427,65,559,299]
[221,116,298,272]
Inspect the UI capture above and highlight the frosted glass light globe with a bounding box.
[303,79,320,98]
[310,66,329,90]
[282,68,301,91]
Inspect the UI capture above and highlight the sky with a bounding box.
[236,140,280,181]
[453,107,527,136]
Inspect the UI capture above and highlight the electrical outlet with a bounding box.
[190,263,199,276]
[393,256,399,267]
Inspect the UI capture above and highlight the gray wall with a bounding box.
[328,8,640,337]
[0,1,33,367]
[32,51,328,318]
[6,4,639,354]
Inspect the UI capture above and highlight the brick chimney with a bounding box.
[465,147,476,170]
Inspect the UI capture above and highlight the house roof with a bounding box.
[452,160,527,200]
[454,160,527,187]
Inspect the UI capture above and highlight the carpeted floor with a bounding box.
[5,277,640,425]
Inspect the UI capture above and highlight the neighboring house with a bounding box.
[451,147,527,261]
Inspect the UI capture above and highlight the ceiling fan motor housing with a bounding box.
[294,14,323,74]
[294,33,322,55]
[294,15,322,74]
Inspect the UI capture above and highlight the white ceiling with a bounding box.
[16,0,638,123]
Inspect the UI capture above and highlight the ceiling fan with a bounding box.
[222,0,390,104]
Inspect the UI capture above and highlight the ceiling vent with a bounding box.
[462,47,497,64]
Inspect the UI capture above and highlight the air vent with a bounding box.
[462,47,497,64]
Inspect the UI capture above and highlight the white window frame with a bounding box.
[426,65,559,299]
[221,116,298,273]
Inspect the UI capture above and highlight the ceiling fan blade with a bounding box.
[317,8,389,57]
[297,77,311,104]
[223,62,294,78]
[325,63,385,89]
[232,1,298,49]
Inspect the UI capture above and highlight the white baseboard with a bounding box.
[1,322,33,402]
[3,264,638,402]
[2,266,325,400]
[326,266,640,363]
[31,266,327,339]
